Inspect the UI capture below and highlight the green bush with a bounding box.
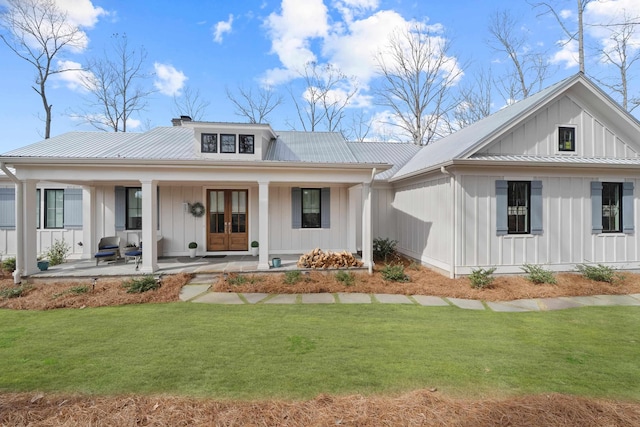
[46,239,71,266]
[575,264,621,284]
[227,274,248,286]
[53,285,90,299]
[284,270,302,285]
[335,270,355,286]
[2,257,16,273]
[122,276,161,293]
[0,285,28,299]
[469,267,496,289]
[381,264,410,282]
[521,264,556,285]
[373,237,398,262]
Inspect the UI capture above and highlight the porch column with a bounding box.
[347,185,361,253]
[139,180,158,274]
[81,186,95,259]
[362,182,373,274]
[22,180,38,276]
[257,181,270,270]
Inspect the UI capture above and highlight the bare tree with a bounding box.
[592,17,640,112]
[173,86,210,121]
[343,110,373,142]
[374,23,464,145]
[226,84,283,124]
[488,10,551,102]
[529,0,593,73]
[75,33,153,132]
[290,62,358,132]
[450,67,494,131]
[0,0,83,138]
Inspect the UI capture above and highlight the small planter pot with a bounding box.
[189,248,197,258]
[37,260,50,271]
[271,257,281,268]
[251,247,258,256]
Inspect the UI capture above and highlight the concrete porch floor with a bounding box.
[27,254,303,279]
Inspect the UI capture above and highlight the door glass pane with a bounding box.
[232,191,238,213]
[217,192,224,212]
[209,191,225,233]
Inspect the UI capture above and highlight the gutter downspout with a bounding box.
[366,168,376,274]
[0,163,22,284]
[440,166,456,279]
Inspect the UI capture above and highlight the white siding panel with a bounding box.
[393,176,452,269]
[268,186,349,253]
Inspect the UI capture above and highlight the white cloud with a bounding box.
[153,63,187,96]
[550,38,580,69]
[333,0,379,23]
[559,9,572,19]
[213,14,233,43]
[584,0,640,61]
[54,59,94,91]
[263,0,329,83]
[56,0,107,28]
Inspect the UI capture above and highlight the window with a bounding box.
[558,127,575,152]
[301,188,321,228]
[602,182,622,233]
[507,182,530,234]
[44,189,64,229]
[201,133,217,153]
[239,134,254,154]
[126,187,142,230]
[220,134,236,153]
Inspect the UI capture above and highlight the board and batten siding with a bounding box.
[372,186,396,242]
[392,175,452,272]
[456,174,640,274]
[269,185,349,253]
[480,95,639,158]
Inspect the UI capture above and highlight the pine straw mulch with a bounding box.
[0,273,191,310]
[212,263,640,302]
[1,390,639,427]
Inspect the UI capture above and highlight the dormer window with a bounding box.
[221,134,236,153]
[201,134,217,153]
[239,135,254,154]
[558,127,575,152]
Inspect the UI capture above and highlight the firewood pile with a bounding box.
[297,248,363,269]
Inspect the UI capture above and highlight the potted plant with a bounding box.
[250,240,259,256]
[188,241,198,258]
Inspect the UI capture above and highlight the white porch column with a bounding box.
[139,180,158,274]
[257,181,270,270]
[361,182,373,274]
[22,180,38,276]
[13,180,24,282]
[81,186,95,259]
[347,185,360,253]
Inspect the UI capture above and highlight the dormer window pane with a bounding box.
[239,135,254,154]
[221,134,236,153]
[201,134,217,153]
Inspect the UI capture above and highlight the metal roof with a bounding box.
[468,154,640,166]
[265,131,360,163]
[348,141,422,180]
[2,131,140,158]
[391,74,581,181]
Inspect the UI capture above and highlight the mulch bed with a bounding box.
[1,390,639,426]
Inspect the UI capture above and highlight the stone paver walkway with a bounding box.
[179,282,640,311]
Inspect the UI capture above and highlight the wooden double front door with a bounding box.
[207,189,248,251]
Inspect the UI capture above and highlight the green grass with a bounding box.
[0,304,638,401]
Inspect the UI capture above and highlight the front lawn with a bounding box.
[0,303,638,401]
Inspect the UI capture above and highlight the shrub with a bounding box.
[227,274,248,286]
[188,242,198,249]
[53,285,90,299]
[521,264,556,285]
[469,267,496,289]
[335,270,355,286]
[2,257,16,272]
[0,285,28,299]
[575,263,621,284]
[284,270,302,285]
[46,239,70,266]
[381,264,410,282]
[373,237,397,262]
[122,275,160,293]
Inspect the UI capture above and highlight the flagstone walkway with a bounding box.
[178,278,640,312]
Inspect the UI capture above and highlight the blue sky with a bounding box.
[0,0,639,152]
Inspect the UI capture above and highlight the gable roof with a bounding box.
[348,141,422,180]
[391,73,640,181]
[264,131,359,163]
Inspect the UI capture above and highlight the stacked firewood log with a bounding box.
[297,248,363,269]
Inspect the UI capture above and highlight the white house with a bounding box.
[2,73,640,279]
